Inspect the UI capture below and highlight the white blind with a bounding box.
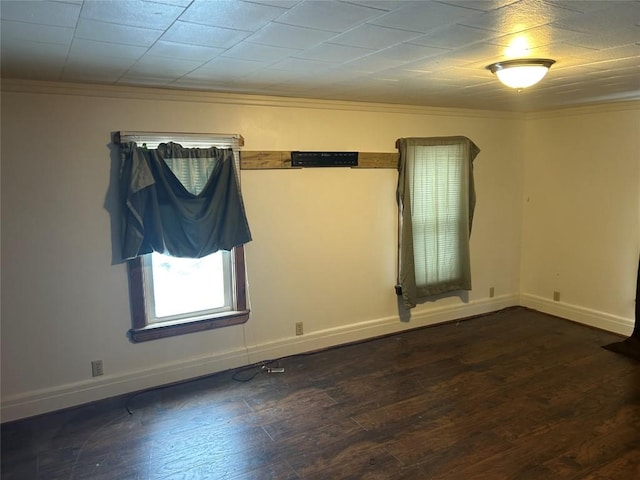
[407,143,469,287]
[117,132,243,149]
[163,156,215,196]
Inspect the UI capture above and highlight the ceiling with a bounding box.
[1,0,639,112]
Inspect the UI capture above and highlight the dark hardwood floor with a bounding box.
[2,307,639,479]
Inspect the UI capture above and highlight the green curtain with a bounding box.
[119,142,251,261]
[397,136,479,308]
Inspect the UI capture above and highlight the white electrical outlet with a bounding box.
[295,322,304,336]
[91,360,103,377]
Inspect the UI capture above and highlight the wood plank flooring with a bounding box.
[2,307,639,479]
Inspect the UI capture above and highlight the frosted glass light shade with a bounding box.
[486,59,555,89]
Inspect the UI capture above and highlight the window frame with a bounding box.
[119,131,249,342]
[128,245,249,342]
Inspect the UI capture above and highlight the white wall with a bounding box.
[520,103,640,333]
[0,79,524,421]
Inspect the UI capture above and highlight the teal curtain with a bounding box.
[119,142,251,261]
[397,136,479,308]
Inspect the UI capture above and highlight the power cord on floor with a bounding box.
[231,359,281,382]
[124,359,282,414]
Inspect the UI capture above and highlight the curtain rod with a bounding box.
[112,131,245,146]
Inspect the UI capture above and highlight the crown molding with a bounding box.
[525,99,640,120]
[2,79,636,119]
[1,78,524,120]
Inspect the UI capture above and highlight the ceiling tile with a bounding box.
[401,55,470,75]
[240,67,314,86]
[246,0,300,8]
[548,1,632,14]
[126,56,204,77]
[411,25,496,49]
[329,23,423,49]
[582,55,640,71]
[527,42,598,65]
[274,0,384,32]
[369,1,483,33]
[222,42,299,63]
[340,1,402,12]
[64,55,137,72]
[551,5,640,50]
[576,43,640,62]
[300,66,371,84]
[489,24,585,51]
[81,0,185,29]
[185,57,265,80]
[153,0,192,6]
[375,43,449,63]
[178,0,288,31]
[246,22,336,49]
[69,38,147,60]
[0,19,74,45]
[0,0,80,27]
[460,0,581,34]
[440,0,520,12]
[559,28,639,51]
[146,41,224,62]
[75,18,163,47]
[439,43,506,66]
[268,57,334,73]
[161,21,251,48]
[294,43,374,63]
[342,43,449,74]
[552,1,640,32]
[549,64,603,79]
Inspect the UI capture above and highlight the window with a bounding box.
[120,133,249,342]
[128,247,248,342]
[148,251,231,322]
[397,137,479,308]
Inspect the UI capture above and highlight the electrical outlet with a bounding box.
[489,287,495,298]
[295,322,304,336]
[553,291,560,302]
[91,360,103,377]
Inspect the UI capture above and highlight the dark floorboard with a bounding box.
[2,307,639,479]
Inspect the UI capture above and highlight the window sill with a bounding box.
[129,310,249,343]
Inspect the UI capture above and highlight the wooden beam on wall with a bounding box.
[357,152,398,169]
[241,151,292,169]
[240,151,398,170]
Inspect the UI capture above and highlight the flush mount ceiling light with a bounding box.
[486,58,556,89]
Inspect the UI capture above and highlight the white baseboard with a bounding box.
[1,295,517,423]
[245,294,520,364]
[0,348,252,423]
[520,293,634,336]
